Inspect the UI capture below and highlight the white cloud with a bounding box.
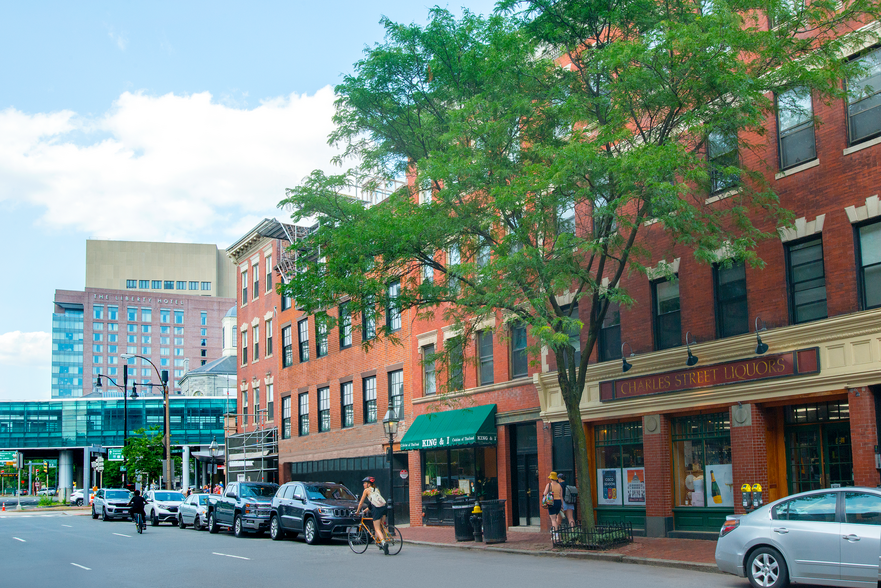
[0,331,50,366]
[0,88,342,243]
[107,26,128,51]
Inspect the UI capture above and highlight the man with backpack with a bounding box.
[558,473,577,527]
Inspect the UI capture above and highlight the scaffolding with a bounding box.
[224,409,279,485]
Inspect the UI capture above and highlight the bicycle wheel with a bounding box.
[348,527,370,554]
[385,526,403,555]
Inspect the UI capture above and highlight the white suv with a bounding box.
[144,490,186,525]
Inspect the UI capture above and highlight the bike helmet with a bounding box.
[362,476,375,483]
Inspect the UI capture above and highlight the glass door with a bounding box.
[785,422,853,493]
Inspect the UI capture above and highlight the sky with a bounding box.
[0,0,499,400]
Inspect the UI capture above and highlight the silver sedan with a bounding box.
[177,493,211,530]
[715,486,881,588]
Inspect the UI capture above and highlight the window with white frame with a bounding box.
[847,48,881,145]
[341,381,353,428]
[386,280,401,331]
[777,88,816,170]
[241,269,248,305]
[423,344,436,396]
[318,387,330,432]
[339,303,351,349]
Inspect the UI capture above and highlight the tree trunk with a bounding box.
[567,399,595,529]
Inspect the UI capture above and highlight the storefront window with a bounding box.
[672,413,732,508]
[595,421,644,507]
[785,400,852,493]
[422,447,498,499]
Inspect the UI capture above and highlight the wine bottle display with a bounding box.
[711,471,723,504]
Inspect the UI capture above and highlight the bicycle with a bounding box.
[132,512,146,534]
[347,514,402,555]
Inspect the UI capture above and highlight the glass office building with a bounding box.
[51,305,84,398]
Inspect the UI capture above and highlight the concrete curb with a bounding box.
[405,539,725,574]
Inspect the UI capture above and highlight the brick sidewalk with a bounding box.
[401,525,719,572]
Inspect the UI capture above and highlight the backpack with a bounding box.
[564,484,578,504]
[368,487,387,507]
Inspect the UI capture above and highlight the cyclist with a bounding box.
[355,476,388,554]
[127,489,147,532]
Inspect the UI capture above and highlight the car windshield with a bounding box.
[240,485,277,498]
[154,492,184,502]
[196,495,210,505]
[304,484,357,501]
[107,491,132,500]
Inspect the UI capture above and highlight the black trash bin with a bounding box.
[453,504,476,541]
[481,499,507,544]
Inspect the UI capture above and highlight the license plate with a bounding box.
[346,527,357,533]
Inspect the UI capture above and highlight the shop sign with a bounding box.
[399,469,409,480]
[600,348,819,402]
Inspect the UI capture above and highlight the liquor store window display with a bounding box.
[421,447,498,500]
[595,421,646,529]
[784,399,852,494]
[671,412,733,532]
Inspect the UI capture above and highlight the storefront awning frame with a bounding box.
[400,404,497,451]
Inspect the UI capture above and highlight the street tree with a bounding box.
[122,427,164,486]
[281,2,881,527]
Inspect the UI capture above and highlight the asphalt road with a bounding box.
[0,514,756,588]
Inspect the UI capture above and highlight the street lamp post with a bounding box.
[96,364,137,488]
[382,409,400,531]
[208,437,220,486]
[121,354,171,490]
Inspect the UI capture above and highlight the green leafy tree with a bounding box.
[281,3,881,527]
[123,427,165,485]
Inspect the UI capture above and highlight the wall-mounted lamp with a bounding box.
[685,332,699,367]
[621,342,635,373]
[754,317,769,355]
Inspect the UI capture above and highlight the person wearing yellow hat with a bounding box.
[543,472,563,530]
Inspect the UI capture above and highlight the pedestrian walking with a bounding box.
[558,473,576,527]
[542,472,563,531]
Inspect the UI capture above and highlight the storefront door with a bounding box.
[516,453,540,526]
[786,421,853,494]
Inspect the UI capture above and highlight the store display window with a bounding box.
[672,412,732,507]
[422,446,498,499]
[595,421,644,506]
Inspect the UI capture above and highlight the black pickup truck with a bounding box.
[207,481,279,537]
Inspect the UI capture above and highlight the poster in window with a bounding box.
[623,467,646,506]
[597,468,622,505]
[705,464,733,507]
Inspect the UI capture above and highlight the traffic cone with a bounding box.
[2,502,6,511]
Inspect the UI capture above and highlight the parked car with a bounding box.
[715,486,881,588]
[91,488,133,521]
[37,487,56,496]
[178,493,211,530]
[144,490,185,526]
[269,481,360,545]
[69,489,94,506]
[207,481,278,537]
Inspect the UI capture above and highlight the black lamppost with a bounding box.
[121,354,171,490]
[96,364,137,487]
[382,409,400,531]
[208,437,219,485]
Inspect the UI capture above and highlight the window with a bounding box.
[142,325,151,334]
[160,309,170,323]
[298,319,310,362]
[281,293,292,311]
[389,370,403,415]
[339,303,352,349]
[108,323,118,332]
[363,298,376,341]
[774,492,837,522]
[448,337,464,391]
[200,349,207,357]
[201,328,206,336]
[768,0,802,27]
[161,348,169,356]
[141,308,152,323]
[176,281,185,290]
[672,413,731,508]
[108,334,118,343]
[201,311,207,326]
[127,324,136,333]
[164,281,174,290]
[201,282,211,291]
[128,335,137,343]
[253,265,259,300]
[847,48,881,145]
[708,130,738,193]
[126,280,136,289]
[447,245,461,293]
[174,310,183,324]
[93,322,104,331]
[93,305,104,320]
[476,241,490,267]
[142,336,151,344]
[562,303,582,368]
[423,344,436,396]
[318,387,330,432]
[595,422,645,507]
[266,255,273,292]
[108,306,118,320]
[174,326,184,335]
[777,88,816,170]
[241,269,248,305]
[477,331,494,385]
[787,237,827,323]
[242,390,248,425]
[422,262,434,283]
[341,381,354,428]
[282,325,293,367]
[559,202,576,235]
[511,323,528,379]
[598,303,622,362]
[419,179,432,204]
[127,307,137,321]
[282,396,291,439]
[363,376,377,424]
[189,281,198,290]
[857,221,881,309]
[93,355,103,364]
[845,492,881,525]
[253,325,259,361]
[316,314,328,358]
[174,348,183,356]
[141,347,151,355]
[241,330,248,366]
[93,344,103,353]
[386,280,401,331]
[298,393,309,436]
[266,384,274,421]
[151,280,161,289]
[653,279,681,350]
[714,262,749,337]
[265,319,273,356]
[93,333,103,342]
[136,280,146,289]
[253,386,260,424]
[174,337,183,346]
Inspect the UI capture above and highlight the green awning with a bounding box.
[400,404,497,451]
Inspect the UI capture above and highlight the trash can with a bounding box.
[453,504,476,541]
[481,499,507,544]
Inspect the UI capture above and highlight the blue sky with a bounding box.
[0,1,498,400]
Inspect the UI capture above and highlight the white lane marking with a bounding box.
[113,532,131,538]
[71,563,91,570]
[212,552,250,560]
[62,524,72,528]
[13,537,26,542]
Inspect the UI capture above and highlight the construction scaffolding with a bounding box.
[225,410,279,485]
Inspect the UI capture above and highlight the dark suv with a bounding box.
[269,481,359,545]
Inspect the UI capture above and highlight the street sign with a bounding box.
[108,448,123,461]
[95,465,104,473]
[0,450,17,463]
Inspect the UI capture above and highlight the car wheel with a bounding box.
[101,508,108,522]
[304,517,320,545]
[91,506,98,519]
[270,515,285,541]
[179,515,186,529]
[194,515,202,530]
[233,514,246,538]
[151,511,159,526]
[208,513,218,534]
[747,547,789,588]
[77,499,83,507]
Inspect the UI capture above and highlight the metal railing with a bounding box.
[551,521,633,550]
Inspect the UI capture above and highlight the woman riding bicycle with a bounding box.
[128,489,146,531]
[355,476,388,554]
